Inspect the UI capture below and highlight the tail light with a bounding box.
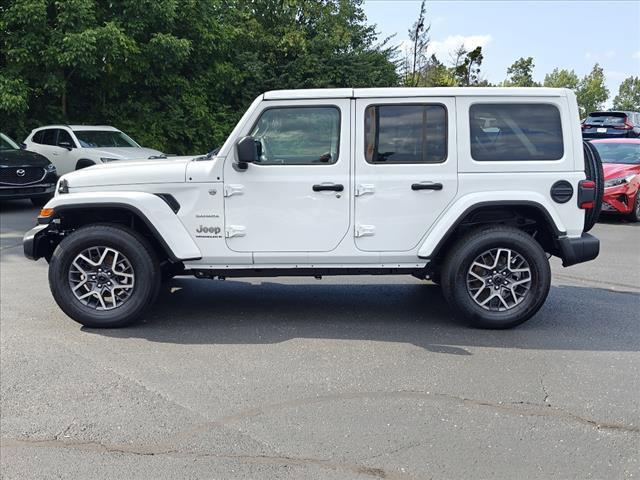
[613,119,633,130]
[578,180,596,209]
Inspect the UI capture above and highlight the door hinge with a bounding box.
[225,225,246,238]
[355,184,375,197]
[224,184,244,197]
[355,224,375,238]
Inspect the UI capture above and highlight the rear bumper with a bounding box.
[557,233,600,267]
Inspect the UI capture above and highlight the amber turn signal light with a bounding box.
[38,208,55,218]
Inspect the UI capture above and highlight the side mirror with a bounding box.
[235,136,260,171]
[59,141,73,151]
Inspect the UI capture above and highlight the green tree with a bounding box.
[452,45,484,86]
[0,0,398,154]
[543,68,579,90]
[576,63,609,116]
[612,76,640,111]
[504,57,540,87]
[421,54,456,87]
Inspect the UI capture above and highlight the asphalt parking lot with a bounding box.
[1,199,638,479]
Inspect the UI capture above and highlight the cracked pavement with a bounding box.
[1,200,639,479]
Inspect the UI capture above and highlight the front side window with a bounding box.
[365,104,447,164]
[470,104,564,161]
[74,130,139,148]
[41,129,58,146]
[250,107,340,165]
[57,129,75,147]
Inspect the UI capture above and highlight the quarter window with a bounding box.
[250,107,340,165]
[470,104,564,161]
[365,104,447,164]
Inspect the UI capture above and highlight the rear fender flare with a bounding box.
[417,193,567,259]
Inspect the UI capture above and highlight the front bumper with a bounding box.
[0,183,56,200]
[602,184,637,215]
[23,224,55,261]
[557,233,600,267]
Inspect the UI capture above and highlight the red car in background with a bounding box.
[590,138,640,222]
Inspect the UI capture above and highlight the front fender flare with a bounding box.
[42,192,201,261]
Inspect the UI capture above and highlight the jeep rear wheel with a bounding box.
[441,226,551,329]
[49,224,160,328]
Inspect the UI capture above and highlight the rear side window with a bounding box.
[365,104,447,163]
[470,104,564,161]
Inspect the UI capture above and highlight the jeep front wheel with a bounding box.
[49,224,160,328]
[441,226,551,329]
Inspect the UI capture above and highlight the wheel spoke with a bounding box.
[68,246,135,311]
[466,247,532,312]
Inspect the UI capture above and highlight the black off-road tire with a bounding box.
[583,141,604,231]
[49,224,161,328]
[441,226,551,329]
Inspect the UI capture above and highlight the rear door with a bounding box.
[353,97,458,251]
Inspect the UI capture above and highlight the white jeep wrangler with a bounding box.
[24,88,603,329]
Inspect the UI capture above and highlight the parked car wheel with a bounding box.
[441,226,551,329]
[49,224,160,328]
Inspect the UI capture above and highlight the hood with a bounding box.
[85,147,165,160]
[603,163,640,180]
[0,148,51,167]
[63,156,197,189]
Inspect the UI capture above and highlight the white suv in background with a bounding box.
[23,125,166,175]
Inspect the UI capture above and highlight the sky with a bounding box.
[362,0,640,106]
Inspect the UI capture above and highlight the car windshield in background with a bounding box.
[73,130,139,148]
[0,133,20,151]
[592,143,640,164]
[585,114,626,126]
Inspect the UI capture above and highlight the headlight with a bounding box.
[45,164,56,173]
[604,174,636,188]
[100,157,120,163]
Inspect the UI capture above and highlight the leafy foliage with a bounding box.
[576,63,609,116]
[0,0,398,154]
[543,68,579,90]
[504,57,540,87]
[612,76,640,111]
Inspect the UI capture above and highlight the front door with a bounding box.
[354,97,458,251]
[223,99,351,253]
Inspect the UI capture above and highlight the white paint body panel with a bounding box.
[46,88,589,271]
[45,192,201,260]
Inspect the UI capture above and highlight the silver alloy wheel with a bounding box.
[68,246,135,310]
[466,248,532,312]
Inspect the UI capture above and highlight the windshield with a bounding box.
[592,142,640,165]
[0,133,20,151]
[73,130,139,148]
